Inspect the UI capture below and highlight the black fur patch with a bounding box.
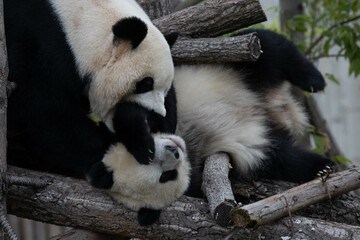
[159,169,178,183]
[257,128,335,182]
[88,161,114,189]
[164,32,179,48]
[137,208,161,226]
[134,77,154,94]
[232,29,326,93]
[113,102,155,165]
[112,17,148,49]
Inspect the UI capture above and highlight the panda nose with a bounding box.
[165,145,179,159]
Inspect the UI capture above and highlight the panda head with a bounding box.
[102,133,190,211]
[87,16,177,130]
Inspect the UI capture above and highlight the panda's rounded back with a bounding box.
[174,64,269,175]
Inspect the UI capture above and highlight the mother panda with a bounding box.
[5,0,189,225]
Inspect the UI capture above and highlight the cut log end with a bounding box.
[213,199,237,226]
[230,208,257,228]
[250,33,262,61]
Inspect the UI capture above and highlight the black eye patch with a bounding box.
[135,77,154,94]
[159,169,178,183]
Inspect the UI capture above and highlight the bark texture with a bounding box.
[202,153,236,226]
[7,166,360,239]
[172,33,261,63]
[139,0,170,19]
[0,1,15,239]
[153,0,267,38]
[230,167,360,228]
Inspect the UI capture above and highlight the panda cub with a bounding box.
[173,29,334,196]
[5,0,189,225]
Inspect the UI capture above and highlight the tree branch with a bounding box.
[305,14,360,56]
[7,165,360,239]
[139,0,170,20]
[0,0,18,239]
[230,167,360,228]
[172,33,261,64]
[153,0,267,38]
[202,153,236,227]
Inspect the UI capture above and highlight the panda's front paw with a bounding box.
[112,102,155,165]
[128,136,155,165]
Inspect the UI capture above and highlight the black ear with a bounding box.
[112,17,148,49]
[164,32,179,48]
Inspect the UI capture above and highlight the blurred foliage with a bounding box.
[286,0,360,79]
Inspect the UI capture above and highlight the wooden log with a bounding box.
[202,153,237,227]
[139,0,170,20]
[153,0,267,38]
[7,166,231,239]
[172,33,261,63]
[7,166,360,239]
[0,1,18,239]
[232,179,360,226]
[230,166,360,228]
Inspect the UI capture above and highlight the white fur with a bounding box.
[102,133,190,211]
[174,65,269,175]
[264,82,309,137]
[49,0,174,127]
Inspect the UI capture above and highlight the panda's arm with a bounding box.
[111,84,177,166]
[112,102,155,165]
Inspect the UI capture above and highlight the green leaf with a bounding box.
[332,155,353,164]
[313,135,325,148]
[325,73,340,85]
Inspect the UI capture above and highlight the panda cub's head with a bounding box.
[88,15,175,131]
[103,133,190,211]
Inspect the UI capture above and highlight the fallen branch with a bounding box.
[230,166,360,228]
[232,178,360,226]
[172,33,261,63]
[153,0,267,38]
[202,153,237,226]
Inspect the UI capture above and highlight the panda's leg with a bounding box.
[233,29,326,93]
[259,128,334,182]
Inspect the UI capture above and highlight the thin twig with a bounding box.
[305,14,360,56]
[0,208,17,240]
[282,196,295,237]
[6,175,49,188]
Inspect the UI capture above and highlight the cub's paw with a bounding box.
[96,134,190,225]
